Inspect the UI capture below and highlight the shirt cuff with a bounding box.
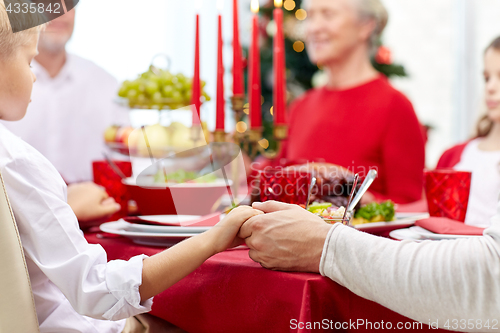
[319,223,343,277]
[103,254,153,321]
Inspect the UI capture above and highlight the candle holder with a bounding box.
[250,126,287,159]
[213,130,227,143]
[231,95,245,122]
[229,95,288,160]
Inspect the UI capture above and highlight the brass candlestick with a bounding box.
[213,130,227,143]
[200,96,288,208]
[229,94,288,159]
[231,95,245,122]
[249,125,288,159]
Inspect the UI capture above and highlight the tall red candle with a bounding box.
[232,0,244,96]
[273,0,286,125]
[191,14,201,125]
[249,0,262,129]
[216,14,225,131]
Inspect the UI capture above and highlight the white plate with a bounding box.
[100,221,204,246]
[139,214,202,223]
[122,215,217,233]
[389,228,424,242]
[409,226,482,240]
[124,222,212,234]
[353,213,430,232]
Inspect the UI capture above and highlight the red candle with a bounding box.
[216,14,225,131]
[273,0,286,125]
[232,0,244,96]
[249,0,262,129]
[191,14,201,125]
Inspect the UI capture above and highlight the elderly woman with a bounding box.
[282,0,425,204]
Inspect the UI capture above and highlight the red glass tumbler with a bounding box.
[259,168,312,205]
[92,160,132,221]
[424,169,472,222]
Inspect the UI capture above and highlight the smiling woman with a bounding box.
[279,0,425,204]
[304,0,387,63]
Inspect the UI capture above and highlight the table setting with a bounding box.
[80,1,483,332]
[87,156,475,332]
[86,134,488,331]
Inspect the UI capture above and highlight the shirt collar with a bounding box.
[32,53,74,84]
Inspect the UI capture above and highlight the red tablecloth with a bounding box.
[85,233,446,333]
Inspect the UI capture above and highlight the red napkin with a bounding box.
[415,217,485,235]
[123,213,221,227]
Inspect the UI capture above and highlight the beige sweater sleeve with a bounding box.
[320,217,500,332]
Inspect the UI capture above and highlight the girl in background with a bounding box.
[438,37,500,227]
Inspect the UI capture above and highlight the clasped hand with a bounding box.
[213,201,333,273]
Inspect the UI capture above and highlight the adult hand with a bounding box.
[67,182,121,227]
[239,201,332,273]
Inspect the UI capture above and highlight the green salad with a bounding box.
[352,201,395,225]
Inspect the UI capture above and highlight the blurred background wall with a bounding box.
[67,0,500,166]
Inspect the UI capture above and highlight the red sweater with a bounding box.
[283,76,425,204]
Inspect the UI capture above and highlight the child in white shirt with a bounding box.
[0,3,261,332]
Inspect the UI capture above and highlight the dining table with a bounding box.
[85,208,450,333]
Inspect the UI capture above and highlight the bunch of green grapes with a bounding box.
[118,66,211,110]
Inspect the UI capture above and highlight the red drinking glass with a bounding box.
[259,168,312,205]
[92,161,132,221]
[424,169,472,222]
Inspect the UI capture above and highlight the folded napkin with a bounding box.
[123,212,221,227]
[415,217,485,235]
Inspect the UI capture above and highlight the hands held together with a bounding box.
[211,201,333,273]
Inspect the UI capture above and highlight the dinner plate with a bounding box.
[389,228,424,242]
[123,222,212,234]
[122,215,218,233]
[139,214,202,223]
[100,221,204,246]
[409,226,482,240]
[353,212,430,233]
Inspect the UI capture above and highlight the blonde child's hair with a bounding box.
[0,0,46,58]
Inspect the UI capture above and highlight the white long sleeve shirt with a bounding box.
[454,138,500,227]
[1,54,129,183]
[0,125,152,332]
[320,205,500,332]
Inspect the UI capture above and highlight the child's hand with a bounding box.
[67,182,121,227]
[206,206,263,254]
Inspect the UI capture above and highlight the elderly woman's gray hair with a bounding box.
[356,0,388,52]
[303,0,388,53]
